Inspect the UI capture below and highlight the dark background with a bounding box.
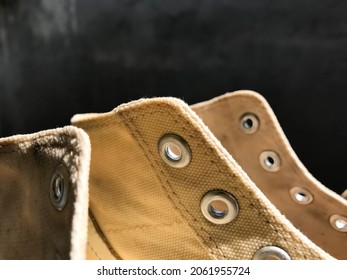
[1,0,346,194]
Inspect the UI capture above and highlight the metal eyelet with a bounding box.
[289,187,313,205]
[252,246,291,260]
[50,164,70,211]
[239,113,259,134]
[329,214,347,232]
[259,150,281,172]
[158,134,191,168]
[200,190,239,224]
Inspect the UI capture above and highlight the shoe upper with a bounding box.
[1,90,345,260]
[72,90,345,260]
[192,90,347,259]
[0,126,90,259]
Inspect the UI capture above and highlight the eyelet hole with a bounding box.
[335,219,347,230]
[295,192,307,202]
[52,175,64,202]
[159,134,191,168]
[290,187,313,205]
[209,200,229,219]
[264,156,275,167]
[330,214,347,232]
[259,150,281,172]
[239,113,259,134]
[201,190,239,224]
[50,164,69,211]
[253,246,291,260]
[165,143,182,161]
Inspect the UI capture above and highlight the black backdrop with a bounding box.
[1,0,347,194]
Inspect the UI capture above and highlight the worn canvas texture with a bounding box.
[0,126,90,259]
[192,91,347,259]
[1,91,345,260]
[72,91,344,260]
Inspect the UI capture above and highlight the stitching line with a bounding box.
[87,241,101,260]
[120,105,317,259]
[118,110,226,260]
[89,211,123,260]
[178,104,313,259]
[104,222,185,234]
[191,96,319,259]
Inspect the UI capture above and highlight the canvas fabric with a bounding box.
[0,126,90,259]
[1,90,345,260]
[192,90,347,259]
[71,91,343,260]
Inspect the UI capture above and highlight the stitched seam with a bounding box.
[89,211,123,260]
[178,104,313,259]
[169,109,291,258]
[123,105,315,259]
[191,96,324,259]
[104,223,186,234]
[76,119,122,130]
[118,110,226,260]
[87,241,101,260]
[77,108,206,131]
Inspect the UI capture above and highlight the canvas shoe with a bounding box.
[0,126,90,259]
[71,90,346,260]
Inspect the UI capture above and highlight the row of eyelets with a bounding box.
[240,112,347,235]
[239,113,296,259]
[158,134,239,224]
[158,131,291,259]
[240,113,313,205]
[158,132,290,259]
[239,114,282,172]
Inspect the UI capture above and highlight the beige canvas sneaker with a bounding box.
[191,90,347,260]
[0,126,90,259]
[72,90,347,260]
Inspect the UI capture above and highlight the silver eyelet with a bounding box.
[50,164,69,211]
[329,214,347,232]
[158,134,191,168]
[259,150,281,172]
[289,187,313,205]
[239,113,259,134]
[200,190,239,224]
[252,246,291,260]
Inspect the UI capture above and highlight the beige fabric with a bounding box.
[0,126,90,259]
[192,90,347,259]
[72,96,334,260]
[87,215,118,260]
[72,112,212,260]
[342,189,347,200]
